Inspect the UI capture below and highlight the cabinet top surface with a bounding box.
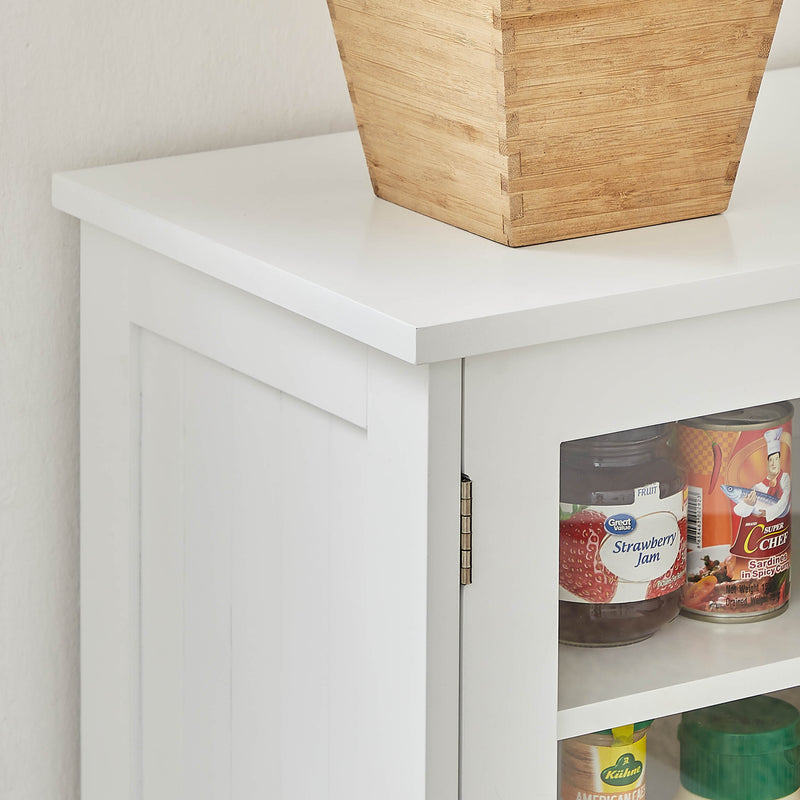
[54,68,800,364]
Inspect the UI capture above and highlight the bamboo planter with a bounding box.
[327,0,783,246]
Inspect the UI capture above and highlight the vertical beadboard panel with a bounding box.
[229,372,368,800]
[229,372,284,799]
[140,331,186,800]
[326,415,369,800]
[139,331,369,800]
[181,348,234,800]
[276,394,334,800]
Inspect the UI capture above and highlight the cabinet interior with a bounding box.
[557,399,800,794]
[558,686,800,800]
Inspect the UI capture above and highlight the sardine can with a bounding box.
[677,402,793,621]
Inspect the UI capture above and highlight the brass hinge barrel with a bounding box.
[461,474,472,585]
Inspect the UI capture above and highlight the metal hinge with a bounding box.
[461,474,472,585]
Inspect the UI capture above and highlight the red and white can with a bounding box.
[677,402,793,621]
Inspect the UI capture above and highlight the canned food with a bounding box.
[560,721,652,800]
[559,424,687,646]
[677,401,793,621]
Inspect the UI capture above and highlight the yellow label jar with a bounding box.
[560,721,652,799]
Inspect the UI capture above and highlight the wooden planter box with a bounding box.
[327,0,783,246]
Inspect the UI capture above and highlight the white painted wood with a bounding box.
[83,224,369,428]
[55,68,800,364]
[356,351,462,800]
[80,226,140,800]
[80,218,461,799]
[422,359,463,800]
[278,394,338,800]
[228,368,284,800]
[461,349,562,800]
[140,332,373,799]
[315,397,370,800]
[181,347,235,800]
[139,331,185,800]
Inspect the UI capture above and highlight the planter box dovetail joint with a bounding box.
[327,0,783,246]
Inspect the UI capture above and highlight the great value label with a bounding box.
[559,484,688,604]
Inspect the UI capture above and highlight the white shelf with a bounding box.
[53,67,800,365]
[559,542,800,740]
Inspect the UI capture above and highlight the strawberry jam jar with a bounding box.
[559,424,687,646]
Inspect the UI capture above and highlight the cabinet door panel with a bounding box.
[461,344,562,800]
[462,304,800,799]
[139,330,368,800]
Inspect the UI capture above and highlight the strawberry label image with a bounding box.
[560,483,687,604]
[559,508,619,602]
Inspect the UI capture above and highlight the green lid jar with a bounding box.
[677,696,800,800]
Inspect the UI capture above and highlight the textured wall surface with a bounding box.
[0,1,797,798]
[771,2,800,69]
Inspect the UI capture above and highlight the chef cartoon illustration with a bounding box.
[727,427,791,522]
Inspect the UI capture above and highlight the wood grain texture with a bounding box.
[328,0,512,242]
[327,0,783,245]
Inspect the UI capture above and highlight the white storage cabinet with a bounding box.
[54,67,800,800]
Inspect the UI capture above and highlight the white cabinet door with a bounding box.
[80,225,462,800]
[461,302,800,799]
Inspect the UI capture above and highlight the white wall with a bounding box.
[771,2,800,69]
[0,2,797,798]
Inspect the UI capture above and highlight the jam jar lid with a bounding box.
[561,423,674,466]
[680,401,794,431]
[564,423,670,449]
